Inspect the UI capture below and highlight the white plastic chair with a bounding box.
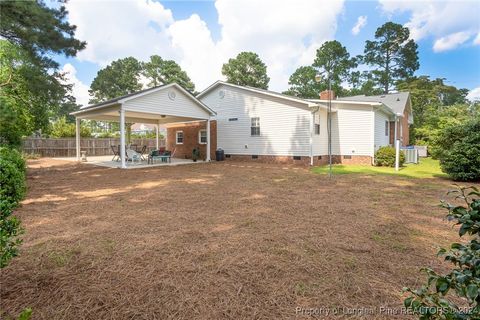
[126,149,141,165]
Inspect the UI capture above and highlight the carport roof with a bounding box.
[71,83,216,117]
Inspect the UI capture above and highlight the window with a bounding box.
[251,117,260,136]
[385,121,389,136]
[198,129,207,144]
[314,114,320,135]
[176,131,184,144]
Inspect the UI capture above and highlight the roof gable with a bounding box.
[198,81,318,108]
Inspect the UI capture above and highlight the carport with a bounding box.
[71,83,216,169]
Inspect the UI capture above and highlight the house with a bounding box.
[167,81,412,165]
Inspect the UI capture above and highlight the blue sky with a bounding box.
[56,0,480,106]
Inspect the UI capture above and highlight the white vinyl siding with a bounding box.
[123,86,210,119]
[374,109,391,151]
[200,85,312,156]
[330,104,375,157]
[312,109,328,156]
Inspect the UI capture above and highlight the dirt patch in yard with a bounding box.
[0,159,474,319]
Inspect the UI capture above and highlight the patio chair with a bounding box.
[111,145,120,161]
[126,149,142,165]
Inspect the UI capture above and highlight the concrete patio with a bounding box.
[57,155,205,169]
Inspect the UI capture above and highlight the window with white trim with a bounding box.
[385,121,389,136]
[199,129,207,144]
[176,131,184,144]
[314,114,320,135]
[251,117,260,136]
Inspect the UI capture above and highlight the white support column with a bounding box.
[120,108,126,169]
[75,118,81,161]
[206,118,211,161]
[155,121,160,149]
[393,115,398,144]
[395,139,400,171]
[309,111,314,166]
[399,117,403,146]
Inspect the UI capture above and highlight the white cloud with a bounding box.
[61,63,91,107]
[379,0,480,51]
[64,0,345,92]
[66,0,175,66]
[467,86,480,101]
[433,31,472,52]
[474,32,480,45]
[351,16,367,35]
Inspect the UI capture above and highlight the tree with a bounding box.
[89,57,143,103]
[283,66,326,98]
[0,40,73,143]
[313,40,357,95]
[397,76,472,143]
[363,22,419,93]
[0,0,86,70]
[143,55,195,91]
[50,117,92,138]
[222,52,270,89]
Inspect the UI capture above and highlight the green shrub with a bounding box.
[0,157,26,268]
[404,186,480,319]
[374,146,405,167]
[436,120,480,181]
[0,158,26,213]
[0,147,26,173]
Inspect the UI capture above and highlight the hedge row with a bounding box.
[0,146,26,268]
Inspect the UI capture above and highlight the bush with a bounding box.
[436,120,480,181]
[0,147,26,173]
[374,146,405,167]
[404,186,480,319]
[0,154,26,268]
[0,158,26,213]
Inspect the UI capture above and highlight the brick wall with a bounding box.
[166,121,217,160]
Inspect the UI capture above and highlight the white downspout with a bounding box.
[309,112,314,166]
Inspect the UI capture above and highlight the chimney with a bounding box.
[320,90,335,100]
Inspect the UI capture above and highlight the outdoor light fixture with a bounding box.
[315,70,333,178]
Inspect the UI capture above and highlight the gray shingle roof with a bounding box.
[338,92,410,114]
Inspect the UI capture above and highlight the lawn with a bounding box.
[0,158,468,319]
[312,157,448,179]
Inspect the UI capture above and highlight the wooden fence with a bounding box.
[22,138,166,157]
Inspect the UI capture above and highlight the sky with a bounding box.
[53,0,480,106]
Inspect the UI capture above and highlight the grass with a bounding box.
[312,157,448,179]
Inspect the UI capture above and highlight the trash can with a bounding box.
[215,148,224,161]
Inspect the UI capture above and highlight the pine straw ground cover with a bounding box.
[0,159,473,319]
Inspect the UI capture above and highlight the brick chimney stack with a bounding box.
[320,90,335,100]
